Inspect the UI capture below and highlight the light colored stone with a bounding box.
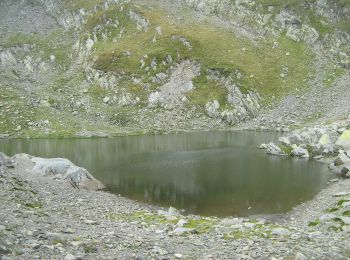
[318,134,331,146]
[340,217,350,225]
[334,152,350,166]
[171,227,195,235]
[292,145,309,158]
[64,254,77,260]
[333,192,350,197]
[271,227,291,236]
[279,136,291,146]
[336,130,350,150]
[266,143,285,156]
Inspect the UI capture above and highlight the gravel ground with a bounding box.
[1,154,350,259]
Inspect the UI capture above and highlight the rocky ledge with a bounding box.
[1,152,350,259]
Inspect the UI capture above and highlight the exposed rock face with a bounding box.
[13,154,104,190]
[148,61,201,109]
[203,74,261,125]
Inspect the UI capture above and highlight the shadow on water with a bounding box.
[0,131,332,216]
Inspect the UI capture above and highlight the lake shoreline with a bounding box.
[1,152,350,259]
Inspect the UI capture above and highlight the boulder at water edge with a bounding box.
[13,154,104,190]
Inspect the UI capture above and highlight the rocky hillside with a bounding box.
[0,0,349,138]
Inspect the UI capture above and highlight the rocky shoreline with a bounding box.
[259,118,350,179]
[1,149,350,259]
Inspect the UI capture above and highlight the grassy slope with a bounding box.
[2,0,349,137]
[92,3,313,108]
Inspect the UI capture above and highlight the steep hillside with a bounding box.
[0,0,349,138]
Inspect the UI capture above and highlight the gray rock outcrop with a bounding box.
[13,154,104,190]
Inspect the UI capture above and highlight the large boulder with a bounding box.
[278,136,291,146]
[0,152,14,168]
[266,143,285,156]
[334,151,350,166]
[14,154,104,190]
[318,134,331,146]
[291,145,309,158]
[0,152,9,166]
[336,130,350,150]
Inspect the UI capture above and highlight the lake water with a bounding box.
[0,131,332,217]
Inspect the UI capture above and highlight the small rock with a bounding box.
[333,192,350,197]
[278,136,291,146]
[64,254,77,260]
[62,228,75,234]
[340,216,350,225]
[103,97,110,104]
[342,225,350,233]
[292,145,309,158]
[176,219,188,227]
[271,227,291,236]
[168,207,180,216]
[84,219,98,225]
[171,227,195,235]
[174,253,183,259]
[259,143,267,149]
[295,252,307,260]
[319,213,336,221]
[70,241,83,247]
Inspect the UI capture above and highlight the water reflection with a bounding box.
[0,131,331,216]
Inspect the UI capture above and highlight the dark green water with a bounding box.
[0,131,331,216]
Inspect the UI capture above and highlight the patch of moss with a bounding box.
[324,207,340,213]
[342,211,350,217]
[308,220,320,227]
[24,202,43,209]
[337,199,350,206]
[280,144,293,156]
[184,218,217,234]
[323,66,345,87]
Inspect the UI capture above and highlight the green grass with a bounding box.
[63,0,105,11]
[323,66,346,87]
[184,218,218,234]
[2,30,73,69]
[308,220,320,227]
[187,74,228,106]
[90,4,313,108]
